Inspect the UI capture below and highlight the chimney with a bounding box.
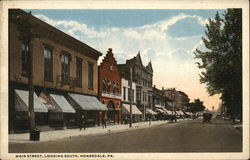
[153,85,156,88]
[162,87,164,91]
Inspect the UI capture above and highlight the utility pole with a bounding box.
[23,13,36,141]
[28,36,35,140]
[129,67,132,128]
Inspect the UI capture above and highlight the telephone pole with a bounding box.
[129,67,132,128]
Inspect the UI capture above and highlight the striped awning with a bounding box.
[15,89,48,113]
[122,104,142,115]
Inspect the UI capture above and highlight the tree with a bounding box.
[193,9,242,121]
[189,99,206,113]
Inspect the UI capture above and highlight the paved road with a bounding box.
[9,118,242,153]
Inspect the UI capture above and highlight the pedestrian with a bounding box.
[82,115,86,130]
[103,114,107,128]
[79,114,86,131]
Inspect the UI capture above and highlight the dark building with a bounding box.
[9,9,106,133]
[118,52,153,120]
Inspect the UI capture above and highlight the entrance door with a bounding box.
[107,101,115,123]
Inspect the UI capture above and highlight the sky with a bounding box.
[27,9,225,110]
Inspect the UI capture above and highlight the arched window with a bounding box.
[102,79,106,92]
[107,79,111,93]
[113,81,117,95]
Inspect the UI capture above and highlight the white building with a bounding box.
[121,78,136,103]
[121,78,142,123]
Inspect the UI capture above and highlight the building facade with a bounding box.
[118,52,153,120]
[9,9,105,133]
[121,78,143,123]
[98,48,122,124]
[162,88,190,111]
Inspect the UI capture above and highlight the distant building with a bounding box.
[152,86,172,118]
[98,48,122,124]
[162,88,190,111]
[9,9,105,133]
[118,52,153,120]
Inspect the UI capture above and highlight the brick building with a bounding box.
[9,9,106,133]
[98,48,122,124]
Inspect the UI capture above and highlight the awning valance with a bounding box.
[146,109,157,115]
[122,104,142,115]
[68,93,108,111]
[15,89,48,113]
[50,94,76,113]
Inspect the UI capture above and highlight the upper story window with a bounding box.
[43,44,53,81]
[110,65,113,71]
[88,62,94,90]
[61,52,71,84]
[76,57,82,87]
[123,87,126,101]
[113,81,119,95]
[102,79,107,92]
[21,40,29,77]
[107,79,111,93]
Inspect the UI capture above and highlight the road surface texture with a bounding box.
[9,118,242,153]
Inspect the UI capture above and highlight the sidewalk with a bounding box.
[9,119,185,144]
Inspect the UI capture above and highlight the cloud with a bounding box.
[33,13,220,109]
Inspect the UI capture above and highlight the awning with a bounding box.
[38,93,55,110]
[155,105,170,114]
[177,111,184,115]
[146,109,157,115]
[50,94,76,113]
[155,108,165,114]
[122,104,142,115]
[165,109,173,115]
[15,89,48,112]
[68,93,108,111]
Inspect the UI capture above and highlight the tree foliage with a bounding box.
[189,99,206,113]
[193,9,242,120]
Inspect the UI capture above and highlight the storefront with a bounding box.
[122,104,143,123]
[146,109,157,121]
[14,89,48,133]
[49,94,76,128]
[67,93,108,127]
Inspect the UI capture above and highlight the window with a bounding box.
[76,58,82,87]
[123,87,126,101]
[44,45,53,81]
[88,62,93,90]
[132,89,134,102]
[61,53,70,84]
[21,41,29,76]
[128,88,131,101]
[102,79,106,92]
[107,79,111,93]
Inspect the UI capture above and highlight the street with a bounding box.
[9,118,242,153]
